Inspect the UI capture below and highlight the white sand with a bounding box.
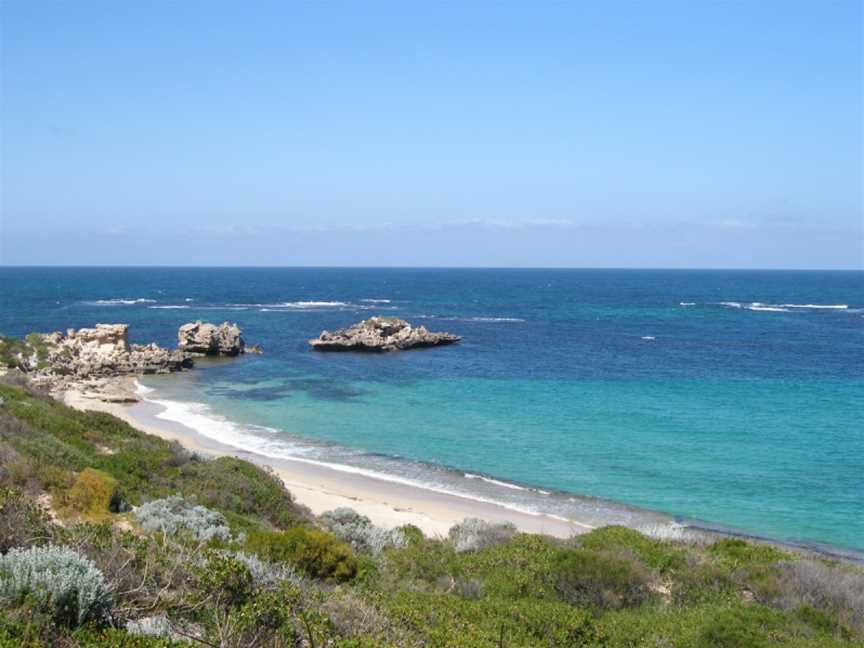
[62,385,592,539]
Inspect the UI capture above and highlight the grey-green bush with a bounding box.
[448,517,517,552]
[321,507,407,555]
[134,495,231,541]
[0,544,111,626]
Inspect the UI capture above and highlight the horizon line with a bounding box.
[1,264,862,272]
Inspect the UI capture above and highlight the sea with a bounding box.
[1,267,862,555]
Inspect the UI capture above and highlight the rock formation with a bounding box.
[309,317,461,352]
[177,321,245,356]
[8,324,194,397]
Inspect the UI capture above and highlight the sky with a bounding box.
[1,1,861,268]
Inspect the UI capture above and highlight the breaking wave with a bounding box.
[88,298,157,305]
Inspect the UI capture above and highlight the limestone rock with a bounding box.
[309,317,461,352]
[177,321,245,356]
[15,324,194,394]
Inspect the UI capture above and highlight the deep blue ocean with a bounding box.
[1,267,862,552]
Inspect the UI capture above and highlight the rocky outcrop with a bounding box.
[11,324,193,397]
[177,321,245,356]
[309,317,461,352]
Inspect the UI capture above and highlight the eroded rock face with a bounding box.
[177,321,245,356]
[17,324,194,396]
[309,317,461,352]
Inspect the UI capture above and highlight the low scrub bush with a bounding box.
[134,496,231,542]
[448,518,516,552]
[246,527,357,582]
[771,559,864,635]
[181,456,310,530]
[386,591,603,647]
[698,605,788,648]
[65,468,126,521]
[553,548,653,610]
[220,550,301,589]
[0,544,111,626]
[577,525,686,573]
[0,487,51,553]
[708,537,788,567]
[320,507,407,555]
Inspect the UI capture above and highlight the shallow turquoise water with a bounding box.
[2,268,862,551]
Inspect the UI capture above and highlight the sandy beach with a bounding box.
[63,382,593,539]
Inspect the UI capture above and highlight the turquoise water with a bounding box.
[1,268,862,551]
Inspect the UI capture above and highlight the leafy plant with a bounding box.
[553,548,653,610]
[246,528,357,582]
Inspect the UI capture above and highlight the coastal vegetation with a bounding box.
[0,381,862,647]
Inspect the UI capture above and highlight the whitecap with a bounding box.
[641,336,656,340]
[467,316,526,322]
[465,473,530,491]
[679,302,696,307]
[360,299,391,303]
[719,301,742,308]
[149,305,190,310]
[89,298,157,305]
[747,304,790,312]
[779,304,848,310]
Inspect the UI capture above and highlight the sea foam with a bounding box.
[89,298,157,305]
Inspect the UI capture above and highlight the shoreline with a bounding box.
[62,380,597,538]
[59,379,864,563]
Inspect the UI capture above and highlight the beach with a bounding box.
[63,381,591,539]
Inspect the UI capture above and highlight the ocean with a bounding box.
[1,267,862,553]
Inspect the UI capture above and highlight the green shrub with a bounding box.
[708,538,788,567]
[456,534,561,600]
[577,525,687,573]
[698,605,785,648]
[553,548,653,610]
[0,544,111,627]
[246,527,357,582]
[398,524,424,546]
[65,468,123,521]
[386,592,603,647]
[181,457,310,529]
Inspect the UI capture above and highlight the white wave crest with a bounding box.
[747,303,790,312]
[467,316,526,322]
[719,301,742,308]
[89,298,157,305]
[360,299,391,303]
[149,305,191,309]
[679,302,696,307]
[415,315,525,323]
[133,380,156,396]
[465,473,529,491]
[779,304,848,310]
[641,336,656,340]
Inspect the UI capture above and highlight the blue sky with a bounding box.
[1,1,861,268]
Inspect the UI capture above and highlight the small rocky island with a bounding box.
[1,321,252,401]
[178,320,246,356]
[309,316,461,352]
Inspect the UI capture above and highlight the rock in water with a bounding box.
[309,317,461,352]
[177,321,245,356]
